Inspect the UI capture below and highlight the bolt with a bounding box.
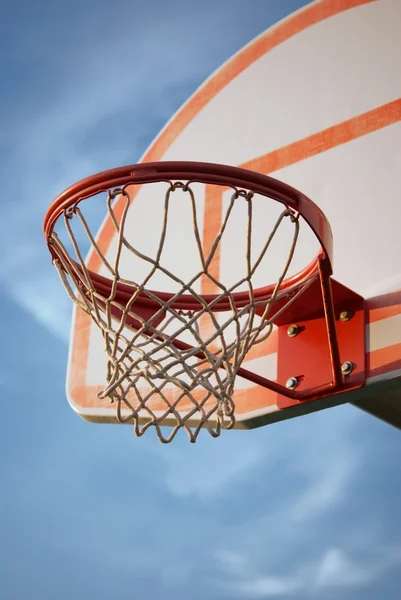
[341,361,353,376]
[340,310,353,322]
[286,377,298,390]
[287,324,300,338]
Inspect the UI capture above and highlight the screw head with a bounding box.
[286,377,298,390]
[341,361,353,375]
[340,310,353,322]
[287,324,300,338]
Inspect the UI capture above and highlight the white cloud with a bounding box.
[160,432,265,500]
[10,270,72,342]
[314,547,370,588]
[230,575,300,598]
[215,544,401,599]
[289,447,359,523]
[215,551,301,597]
[215,550,249,575]
[284,407,360,523]
[313,545,401,590]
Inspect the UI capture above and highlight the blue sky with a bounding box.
[1,1,400,599]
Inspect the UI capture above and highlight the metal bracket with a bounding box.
[276,278,366,408]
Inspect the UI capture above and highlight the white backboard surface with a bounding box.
[67,0,401,429]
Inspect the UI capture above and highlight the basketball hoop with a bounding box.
[44,162,365,442]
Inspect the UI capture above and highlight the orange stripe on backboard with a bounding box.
[198,184,224,349]
[367,290,401,324]
[243,99,401,174]
[368,343,401,379]
[201,184,223,293]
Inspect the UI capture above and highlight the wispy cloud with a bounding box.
[8,260,72,342]
[313,545,401,591]
[288,434,360,523]
[147,431,266,500]
[215,543,401,598]
[229,575,300,598]
[214,546,301,597]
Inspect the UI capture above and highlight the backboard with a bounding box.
[63,0,401,435]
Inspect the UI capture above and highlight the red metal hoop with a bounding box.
[44,161,333,310]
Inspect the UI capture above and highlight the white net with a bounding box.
[49,179,301,442]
